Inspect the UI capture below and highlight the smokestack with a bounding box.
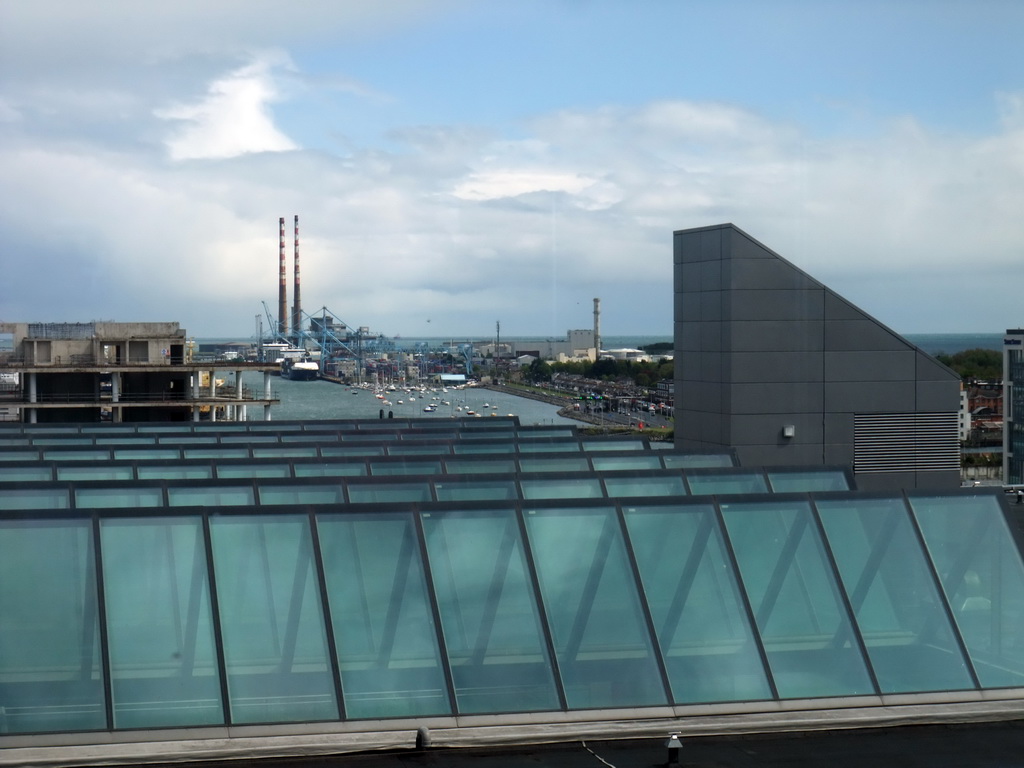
[278,217,287,336]
[293,215,301,338]
[593,297,601,357]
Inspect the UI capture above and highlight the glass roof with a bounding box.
[1,419,1020,740]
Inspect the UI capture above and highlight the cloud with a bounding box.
[155,56,299,160]
[1,20,1022,339]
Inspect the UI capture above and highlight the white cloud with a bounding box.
[2,64,1023,336]
[155,56,298,160]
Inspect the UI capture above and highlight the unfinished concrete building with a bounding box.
[0,322,278,422]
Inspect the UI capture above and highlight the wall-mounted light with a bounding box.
[782,425,796,438]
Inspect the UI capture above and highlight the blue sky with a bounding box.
[1,1,1022,339]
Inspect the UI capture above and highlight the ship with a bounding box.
[281,357,320,381]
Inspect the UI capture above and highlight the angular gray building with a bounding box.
[674,224,960,490]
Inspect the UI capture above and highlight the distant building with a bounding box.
[673,224,961,490]
[1004,328,1024,484]
[0,321,278,422]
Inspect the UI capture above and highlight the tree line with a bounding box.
[934,348,1002,381]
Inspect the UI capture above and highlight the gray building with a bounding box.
[674,223,960,490]
[1004,328,1024,485]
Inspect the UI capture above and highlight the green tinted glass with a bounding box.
[100,517,224,727]
[422,510,559,714]
[526,507,668,709]
[817,497,974,693]
[318,513,450,718]
[209,515,338,724]
[0,519,105,733]
[722,500,874,699]
[624,504,771,703]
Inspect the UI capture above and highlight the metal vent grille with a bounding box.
[854,412,959,473]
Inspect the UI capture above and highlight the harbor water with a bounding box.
[239,373,577,425]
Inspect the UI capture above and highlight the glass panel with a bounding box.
[113,449,181,460]
[168,486,255,507]
[216,464,291,479]
[347,483,432,504]
[592,455,663,471]
[281,433,337,443]
[911,494,1024,688]
[0,450,40,461]
[94,437,156,446]
[422,510,559,714]
[42,449,109,461]
[209,515,338,723]
[159,436,218,445]
[293,462,367,478]
[58,465,134,481]
[520,477,604,500]
[320,446,386,457]
[0,466,52,482]
[138,465,214,480]
[687,471,768,496]
[721,500,875,698]
[623,504,771,703]
[222,435,277,443]
[526,507,667,708]
[518,457,590,473]
[662,453,734,470]
[258,485,343,505]
[443,458,517,475]
[768,469,850,493]
[452,443,515,455]
[33,437,93,446]
[583,441,643,451]
[252,447,319,458]
[184,448,249,459]
[369,460,443,476]
[318,513,450,718]
[433,480,518,502]
[816,497,973,693]
[518,442,576,454]
[0,487,70,510]
[604,475,687,498]
[76,487,163,509]
[387,445,452,456]
[0,519,105,733]
[100,517,223,728]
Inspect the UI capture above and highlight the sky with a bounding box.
[1,1,1022,340]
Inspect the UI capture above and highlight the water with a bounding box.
[904,333,1004,355]
[240,373,577,425]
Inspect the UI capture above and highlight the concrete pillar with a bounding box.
[263,371,273,421]
[28,372,36,403]
[192,405,200,422]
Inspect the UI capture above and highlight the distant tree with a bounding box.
[529,358,552,382]
[935,348,1002,381]
[591,358,620,379]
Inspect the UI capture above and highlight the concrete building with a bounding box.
[0,321,278,422]
[1004,328,1024,485]
[674,224,961,490]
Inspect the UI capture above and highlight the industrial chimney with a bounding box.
[293,215,301,339]
[278,217,287,337]
[593,297,601,357]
